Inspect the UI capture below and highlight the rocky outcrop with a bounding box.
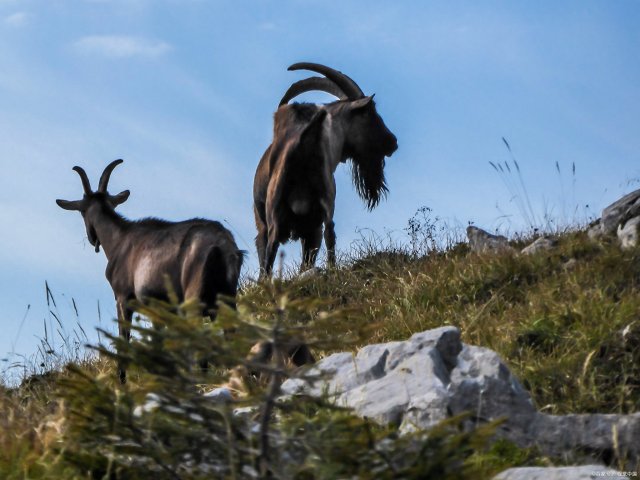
[588,219,604,240]
[520,236,557,255]
[467,226,516,254]
[470,189,640,253]
[589,189,640,248]
[527,412,640,462]
[282,326,534,436]
[601,189,640,236]
[466,226,559,256]
[494,465,628,480]
[618,216,640,250]
[281,327,640,466]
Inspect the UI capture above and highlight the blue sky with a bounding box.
[1,1,639,378]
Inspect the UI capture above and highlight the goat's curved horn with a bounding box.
[98,159,124,193]
[279,76,348,106]
[288,62,365,99]
[72,166,92,195]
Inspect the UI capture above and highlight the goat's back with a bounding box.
[116,219,242,309]
[255,104,330,242]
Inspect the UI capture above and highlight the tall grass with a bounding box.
[2,283,95,388]
[490,138,593,234]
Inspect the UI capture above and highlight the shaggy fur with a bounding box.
[253,64,397,276]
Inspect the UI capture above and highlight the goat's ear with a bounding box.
[110,190,130,207]
[56,199,83,211]
[349,94,375,112]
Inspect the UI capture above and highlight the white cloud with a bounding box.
[73,35,172,58]
[4,11,29,27]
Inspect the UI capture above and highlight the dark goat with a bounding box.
[57,160,243,382]
[253,62,398,276]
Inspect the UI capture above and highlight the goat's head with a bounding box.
[279,62,397,209]
[56,159,130,252]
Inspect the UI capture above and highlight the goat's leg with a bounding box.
[254,208,268,275]
[256,231,267,275]
[301,228,322,272]
[263,227,280,277]
[246,339,314,380]
[264,242,279,277]
[116,297,133,384]
[324,220,336,267]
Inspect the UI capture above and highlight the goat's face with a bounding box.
[79,199,100,250]
[274,62,398,210]
[56,160,130,253]
[278,63,398,163]
[83,195,128,251]
[342,96,397,209]
[345,96,398,160]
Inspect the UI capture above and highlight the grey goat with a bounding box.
[57,159,243,382]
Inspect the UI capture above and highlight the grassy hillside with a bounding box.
[1,226,639,478]
[257,229,640,415]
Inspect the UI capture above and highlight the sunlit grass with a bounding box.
[1,218,639,478]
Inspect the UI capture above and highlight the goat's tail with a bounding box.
[202,246,245,315]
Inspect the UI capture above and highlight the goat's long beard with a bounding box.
[350,153,388,210]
